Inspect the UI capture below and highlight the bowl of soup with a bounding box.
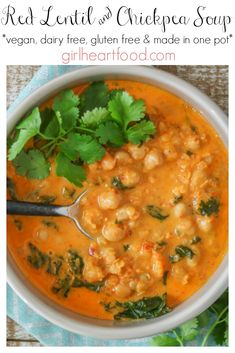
[7,66,228,339]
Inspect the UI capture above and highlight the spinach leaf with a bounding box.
[114,294,171,320]
[27,242,47,269]
[72,277,104,292]
[145,205,169,221]
[169,245,195,263]
[173,195,183,205]
[175,246,195,259]
[112,176,132,190]
[42,219,59,231]
[198,197,220,216]
[68,249,84,275]
[13,218,23,231]
[51,275,72,298]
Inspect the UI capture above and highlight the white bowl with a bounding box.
[7,66,228,340]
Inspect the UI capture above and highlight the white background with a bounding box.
[0,0,234,351]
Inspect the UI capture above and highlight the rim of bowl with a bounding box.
[7,65,228,340]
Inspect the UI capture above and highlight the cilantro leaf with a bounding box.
[60,133,105,164]
[95,121,126,147]
[224,324,228,346]
[197,311,210,327]
[108,91,145,129]
[109,89,125,99]
[53,89,79,113]
[12,149,50,179]
[152,335,180,346]
[212,320,228,346]
[180,318,199,341]
[80,82,109,114]
[8,108,41,160]
[40,108,62,139]
[81,107,110,129]
[126,120,156,144]
[53,89,80,131]
[55,152,86,187]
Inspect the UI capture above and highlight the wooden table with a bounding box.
[7,65,228,346]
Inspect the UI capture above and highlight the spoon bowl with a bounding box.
[7,189,94,240]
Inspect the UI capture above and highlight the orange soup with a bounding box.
[7,80,228,320]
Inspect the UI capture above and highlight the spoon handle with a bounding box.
[7,200,67,217]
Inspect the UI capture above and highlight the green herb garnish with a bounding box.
[114,294,171,320]
[198,197,220,216]
[27,242,47,269]
[152,289,228,346]
[123,244,130,252]
[67,249,84,275]
[12,149,50,179]
[173,195,183,205]
[13,218,23,231]
[52,275,72,298]
[42,219,59,231]
[145,205,169,221]
[8,84,156,187]
[169,245,195,263]
[112,176,131,190]
[72,277,104,292]
[175,246,195,259]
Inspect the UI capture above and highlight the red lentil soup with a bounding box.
[7,80,228,320]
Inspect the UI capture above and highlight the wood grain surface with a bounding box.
[6,65,228,347]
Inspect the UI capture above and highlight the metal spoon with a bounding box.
[7,189,94,240]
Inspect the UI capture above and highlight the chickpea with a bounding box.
[105,274,119,291]
[151,252,165,278]
[100,247,116,265]
[136,277,151,294]
[196,215,213,232]
[175,218,195,237]
[82,208,103,230]
[163,146,178,161]
[98,189,122,210]
[144,148,164,171]
[173,203,188,218]
[127,143,148,160]
[109,258,125,275]
[119,167,140,187]
[171,265,189,285]
[114,282,132,298]
[184,135,201,152]
[116,204,140,222]
[203,154,213,165]
[83,259,105,282]
[101,153,116,171]
[102,221,126,242]
[190,161,208,190]
[115,151,132,164]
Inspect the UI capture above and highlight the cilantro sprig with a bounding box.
[152,289,228,347]
[8,82,156,186]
